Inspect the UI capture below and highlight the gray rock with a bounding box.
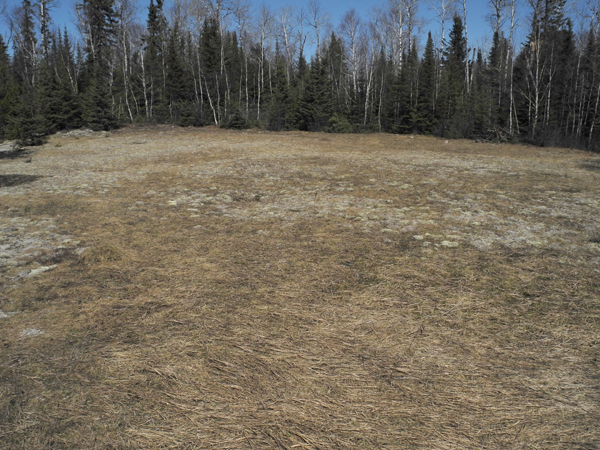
[28,265,57,277]
[21,328,44,337]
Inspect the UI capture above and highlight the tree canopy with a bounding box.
[1,0,599,151]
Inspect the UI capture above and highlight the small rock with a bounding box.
[28,265,57,277]
[21,328,44,337]
[441,241,459,248]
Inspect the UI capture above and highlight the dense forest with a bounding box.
[1,0,599,151]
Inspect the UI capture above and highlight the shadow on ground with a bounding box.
[0,174,43,187]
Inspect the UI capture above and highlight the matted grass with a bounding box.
[1,126,599,449]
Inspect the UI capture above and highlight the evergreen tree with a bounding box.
[471,49,492,136]
[222,31,244,127]
[513,0,578,145]
[289,50,309,129]
[40,32,83,131]
[581,29,600,150]
[268,47,293,131]
[165,21,195,125]
[200,16,222,125]
[298,57,332,131]
[415,32,437,134]
[488,30,511,129]
[77,0,118,130]
[394,42,421,134]
[144,0,168,122]
[10,0,50,145]
[323,33,347,115]
[0,35,17,141]
[439,14,469,137]
[12,0,37,88]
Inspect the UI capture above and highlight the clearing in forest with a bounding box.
[1,126,599,449]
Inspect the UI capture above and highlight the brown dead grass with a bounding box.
[1,126,599,449]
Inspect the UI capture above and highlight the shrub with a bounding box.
[327,114,353,134]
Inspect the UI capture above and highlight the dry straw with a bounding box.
[1,126,599,449]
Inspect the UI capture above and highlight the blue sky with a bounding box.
[0,0,585,56]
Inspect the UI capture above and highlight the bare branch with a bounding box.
[306,0,330,56]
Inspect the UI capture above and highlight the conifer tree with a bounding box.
[298,57,332,131]
[200,16,222,125]
[40,32,82,131]
[144,0,168,121]
[10,0,50,145]
[513,0,577,145]
[165,21,184,122]
[323,33,347,115]
[395,42,421,133]
[0,35,17,141]
[582,29,600,150]
[439,14,469,137]
[77,0,118,130]
[290,50,309,128]
[471,49,492,135]
[415,32,437,134]
[268,47,293,131]
[12,0,37,88]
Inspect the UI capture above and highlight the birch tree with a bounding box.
[339,9,361,93]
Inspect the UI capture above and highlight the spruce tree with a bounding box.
[165,21,186,124]
[581,29,600,150]
[395,43,421,134]
[471,49,492,136]
[298,57,332,131]
[10,0,50,145]
[78,0,118,130]
[439,14,469,137]
[0,35,17,142]
[12,0,37,88]
[323,33,347,116]
[488,30,510,128]
[144,0,168,122]
[289,50,308,129]
[415,32,437,134]
[268,47,293,131]
[39,33,82,131]
[200,17,222,125]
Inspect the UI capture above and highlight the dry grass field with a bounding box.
[1,126,599,449]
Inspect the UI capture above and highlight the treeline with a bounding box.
[1,0,600,151]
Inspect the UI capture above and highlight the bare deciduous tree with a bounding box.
[428,0,456,98]
[256,3,274,121]
[115,0,139,122]
[339,9,361,92]
[276,5,300,81]
[306,0,329,57]
[487,0,510,34]
[38,0,58,60]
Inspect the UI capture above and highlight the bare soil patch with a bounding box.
[1,126,599,449]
